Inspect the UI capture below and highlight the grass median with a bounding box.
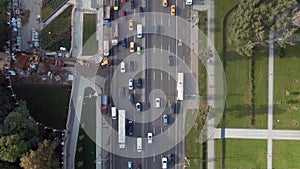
[75,87,96,169]
[82,14,98,55]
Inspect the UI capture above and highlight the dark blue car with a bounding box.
[122,38,127,48]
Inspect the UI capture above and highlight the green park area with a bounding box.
[41,0,66,20]
[215,139,267,169]
[75,87,96,169]
[82,14,98,55]
[273,140,300,168]
[214,0,269,129]
[273,43,300,129]
[41,6,73,51]
[14,84,71,130]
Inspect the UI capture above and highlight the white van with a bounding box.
[111,107,117,119]
[137,24,142,38]
[137,137,142,152]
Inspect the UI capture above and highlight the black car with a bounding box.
[139,7,143,16]
[136,78,142,88]
[130,0,134,9]
[127,120,133,136]
[169,55,176,66]
[168,153,175,165]
[122,38,127,48]
[129,93,134,104]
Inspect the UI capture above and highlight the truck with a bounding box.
[118,110,126,148]
[111,23,118,46]
[101,95,108,114]
[177,73,184,101]
[103,40,110,56]
[104,6,111,20]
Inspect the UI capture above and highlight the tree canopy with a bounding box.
[229,0,299,57]
[20,139,60,169]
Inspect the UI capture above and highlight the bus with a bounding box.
[137,24,142,38]
[118,110,126,148]
[177,73,184,101]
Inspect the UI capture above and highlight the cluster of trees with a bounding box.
[229,0,299,57]
[0,0,10,51]
[0,73,60,168]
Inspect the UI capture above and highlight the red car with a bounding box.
[121,0,126,2]
[121,10,126,21]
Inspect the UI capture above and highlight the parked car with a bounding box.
[128,161,132,169]
[130,42,135,53]
[136,102,141,112]
[155,98,161,108]
[155,25,160,34]
[121,0,126,2]
[129,20,134,30]
[137,78,142,88]
[171,5,176,16]
[139,7,143,17]
[162,157,168,169]
[137,46,142,54]
[129,79,134,90]
[168,153,175,165]
[127,120,133,136]
[122,38,127,48]
[163,114,168,125]
[147,132,153,144]
[120,61,126,73]
[121,10,126,21]
[168,55,176,66]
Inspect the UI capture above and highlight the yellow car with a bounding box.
[129,20,134,31]
[163,0,168,7]
[113,0,119,11]
[130,42,135,53]
[171,5,176,16]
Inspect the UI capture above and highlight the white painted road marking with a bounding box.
[161,45,163,53]
[160,127,163,134]
[168,45,170,52]
[153,127,156,134]
[153,72,156,80]
[161,72,163,80]
[168,73,171,80]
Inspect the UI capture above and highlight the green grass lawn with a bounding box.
[273,43,300,129]
[41,5,73,51]
[75,87,96,169]
[215,139,267,169]
[82,14,98,55]
[273,140,300,169]
[41,0,66,20]
[13,84,71,130]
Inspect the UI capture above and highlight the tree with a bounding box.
[20,139,60,169]
[229,0,299,57]
[0,135,29,162]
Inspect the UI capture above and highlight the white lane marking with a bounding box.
[161,45,163,53]
[168,73,171,80]
[161,72,163,80]
[153,72,156,80]
[168,45,170,52]
[153,127,156,134]
[153,155,155,162]
[168,18,170,26]
[160,127,163,134]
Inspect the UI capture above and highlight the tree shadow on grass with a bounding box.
[226,104,285,118]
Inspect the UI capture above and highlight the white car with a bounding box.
[162,157,168,169]
[147,132,153,144]
[128,79,134,90]
[155,98,161,108]
[120,61,126,73]
[128,161,133,169]
[136,102,141,112]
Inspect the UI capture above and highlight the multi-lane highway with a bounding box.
[107,0,193,168]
